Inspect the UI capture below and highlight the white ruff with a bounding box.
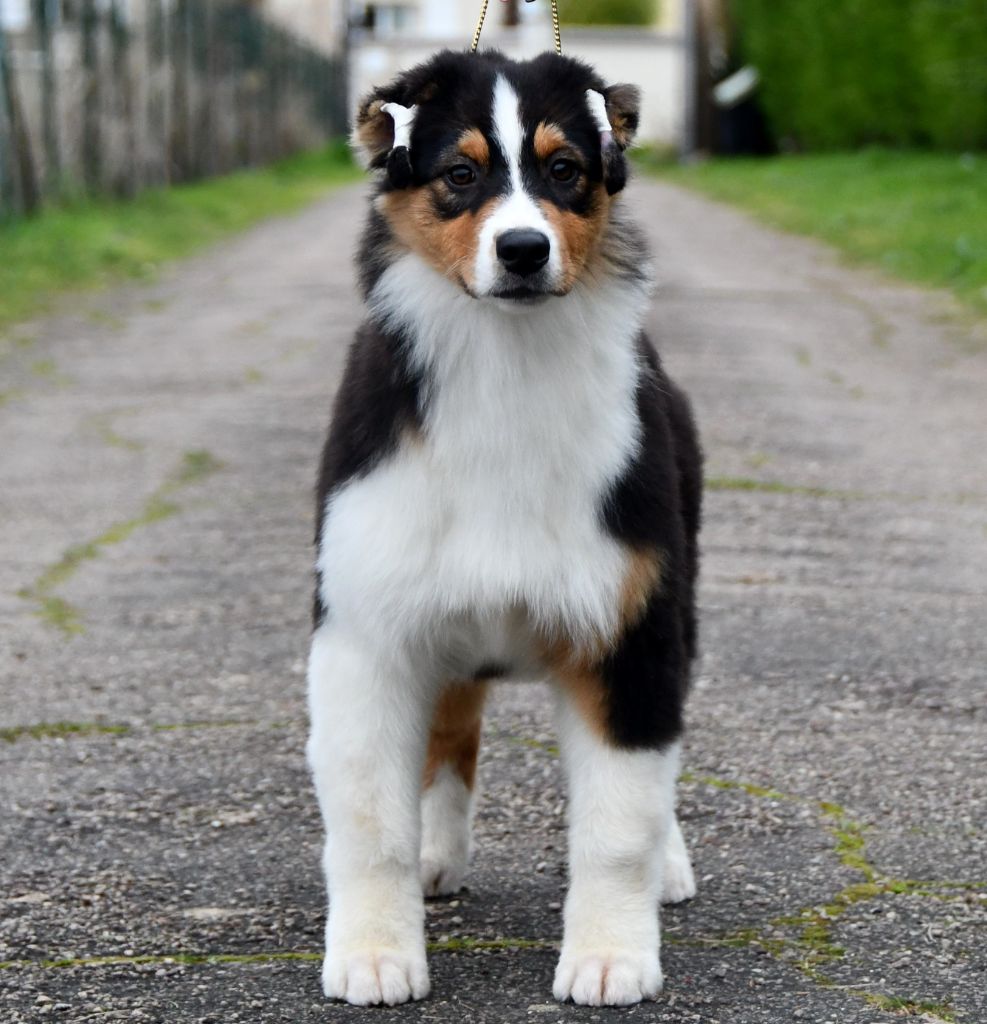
[316,252,651,674]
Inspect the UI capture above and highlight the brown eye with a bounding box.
[550,158,579,183]
[446,165,476,188]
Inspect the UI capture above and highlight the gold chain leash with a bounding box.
[471,0,562,56]
[469,0,490,52]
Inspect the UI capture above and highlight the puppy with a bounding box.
[307,49,703,1008]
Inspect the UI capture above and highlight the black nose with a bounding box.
[496,229,551,278]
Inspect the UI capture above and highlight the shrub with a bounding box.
[561,0,658,27]
[732,0,987,150]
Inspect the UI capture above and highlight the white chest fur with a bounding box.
[317,254,649,674]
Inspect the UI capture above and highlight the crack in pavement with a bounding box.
[705,475,987,508]
[1,729,981,1020]
[0,939,556,972]
[677,771,981,1023]
[15,450,223,635]
[0,719,297,743]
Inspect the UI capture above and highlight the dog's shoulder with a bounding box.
[315,320,424,520]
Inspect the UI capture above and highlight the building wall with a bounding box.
[357,0,688,47]
[262,0,346,53]
[351,19,690,148]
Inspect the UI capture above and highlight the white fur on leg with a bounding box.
[420,764,475,897]
[552,693,680,1007]
[307,625,432,1006]
[661,814,697,905]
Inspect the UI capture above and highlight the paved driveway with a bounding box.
[1,179,985,1023]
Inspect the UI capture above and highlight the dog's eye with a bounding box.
[446,165,477,188]
[550,159,579,183]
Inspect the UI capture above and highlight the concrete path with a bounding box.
[1,179,985,1024]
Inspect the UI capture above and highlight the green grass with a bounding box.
[645,149,987,315]
[0,142,361,333]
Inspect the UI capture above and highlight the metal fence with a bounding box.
[0,0,347,218]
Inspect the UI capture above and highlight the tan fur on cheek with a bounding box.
[423,682,488,791]
[539,187,611,290]
[380,189,501,291]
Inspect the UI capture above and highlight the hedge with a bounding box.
[561,0,658,27]
[732,0,987,150]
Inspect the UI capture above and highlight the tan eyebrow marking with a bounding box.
[534,121,569,161]
[458,127,490,166]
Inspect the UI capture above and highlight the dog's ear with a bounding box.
[603,84,640,151]
[351,77,438,188]
[352,93,396,171]
[586,84,641,195]
[588,83,640,196]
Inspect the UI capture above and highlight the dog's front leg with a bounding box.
[552,692,679,1006]
[307,625,431,1006]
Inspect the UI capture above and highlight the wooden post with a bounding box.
[34,0,61,199]
[682,0,698,157]
[146,0,166,186]
[81,0,102,194]
[169,0,191,182]
[110,0,136,196]
[0,21,12,216]
[0,16,41,214]
[203,0,218,177]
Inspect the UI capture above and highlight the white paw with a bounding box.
[661,816,697,904]
[322,948,430,1006]
[553,950,663,1006]
[420,853,468,897]
[661,849,697,904]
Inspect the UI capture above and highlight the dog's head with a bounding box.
[354,50,641,304]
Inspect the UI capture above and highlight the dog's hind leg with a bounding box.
[307,624,431,1006]
[420,681,488,897]
[661,813,697,904]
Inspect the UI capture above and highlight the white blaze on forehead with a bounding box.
[380,102,418,150]
[492,76,525,186]
[474,76,562,295]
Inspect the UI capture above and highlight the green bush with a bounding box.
[732,0,987,150]
[561,0,658,27]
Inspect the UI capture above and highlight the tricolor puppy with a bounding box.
[307,49,703,1007]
